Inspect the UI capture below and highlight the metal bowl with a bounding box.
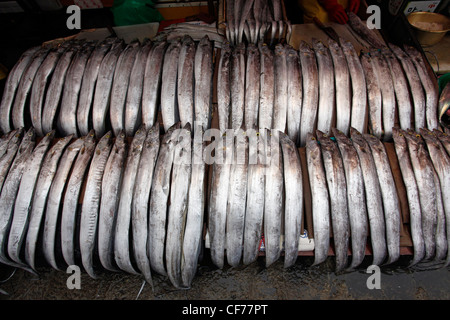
[407,12,450,46]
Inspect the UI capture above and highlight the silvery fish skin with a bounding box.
[433,129,450,155]
[61,131,96,267]
[208,134,233,268]
[439,82,450,128]
[298,41,319,147]
[11,47,50,130]
[77,41,113,137]
[124,41,153,137]
[8,130,55,265]
[114,125,147,275]
[58,43,95,137]
[0,46,40,133]
[42,43,80,135]
[244,43,261,130]
[403,45,439,131]
[0,128,24,192]
[420,128,450,266]
[286,45,302,145]
[280,132,303,268]
[234,0,242,44]
[30,45,69,137]
[79,131,113,279]
[98,131,127,272]
[217,42,232,133]
[226,0,235,44]
[258,42,275,131]
[177,36,196,129]
[305,132,330,266]
[328,38,351,136]
[350,128,387,266]
[161,39,181,132]
[316,130,349,272]
[273,44,288,133]
[237,0,255,44]
[243,129,265,266]
[341,39,367,134]
[166,124,192,288]
[42,136,83,270]
[194,36,213,131]
[392,127,424,266]
[382,47,413,131]
[402,130,437,260]
[92,39,124,137]
[370,50,396,141]
[389,43,426,132]
[0,129,21,159]
[332,128,368,270]
[347,12,386,49]
[110,41,140,136]
[230,43,245,131]
[149,122,181,276]
[226,129,249,267]
[0,127,35,269]
[313,39,334,136]
[360,52,383,139]
[25,134,73,271]
[132,124,159,285]
[181,129,207,288]
[142,41,167,128]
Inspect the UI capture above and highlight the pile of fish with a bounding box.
[224,0,291,45]
[153,22,227,47]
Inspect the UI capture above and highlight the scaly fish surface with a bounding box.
[161,40,181,132]
[194,36,213,131]
[258,42,275,131]
[244,43,261,131]
[273,44,288,133]
[0,128,24,192]
[230,43,246,131]
[347,12,386,49]
[286,45,302,145]
[217,42,232,133]
[177,36,196,129]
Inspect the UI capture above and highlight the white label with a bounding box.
[404,1,441,15]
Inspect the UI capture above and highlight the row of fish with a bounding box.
[217,37,441,147]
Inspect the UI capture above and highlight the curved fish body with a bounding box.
[217,42,231,133]
[360,53,383,139]
[333,128,368,270]
[25,134,73,271]
[0,46,40,133]
[245,43,260,131]
[347,12,386,49]
[149,123,181,275]
[429,161,447,261]
[392,127,424,266]
[42,136,83,270]
[230,43,245,131]
[177,36,196,129]
[258,42,274,131]
[110,41,140,136]
[132,124,159,284]
[77,41,113,137]
[98,131,127,272]
[0,128,35,269]
[226,0,235,44]
[194,36,213,131]
[226,129,249,267]
[79,131,112,279]
[237,0,255,44]
[382,47,413,131]
[286,45,302,145]
[280,132,303,268]
[316,130,349,272]
[433,129,450,155]
[273,44,288,133]
[328,38,351,136]
[11,47,50,130]
[42,43,80,135]
[161,39,181,132]
[0,128,24,192]
[243,130,265,266]
[404,45,439,131]
[313,39,334,135]
[305,132,330,266]
[370,50,396,141]
[92,39,124,137]
[61,131,96,267]
[0,129,21,160]
[298,41,319,147]
[58,43,95,136]
[350,128,387,266]
[403,130,437,260]
[341,39,367,134]
[142,41,166,128]
[439,82,450,128]
[8,130,55,265]
[124,41,153,137]
[208,135,233,268]
[114,126,147,275]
